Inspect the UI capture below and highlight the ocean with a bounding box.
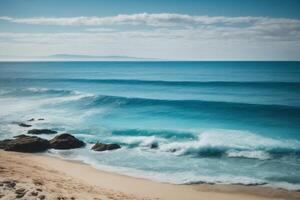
[0,61,300,190]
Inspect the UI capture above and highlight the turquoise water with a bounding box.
[0,61,300,190]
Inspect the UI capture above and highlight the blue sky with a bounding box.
[1,0,300,60]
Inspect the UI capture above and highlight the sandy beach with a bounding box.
[0,150,298,200]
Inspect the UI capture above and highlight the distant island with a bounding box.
[0,54,161,61]
[49,54,161,61]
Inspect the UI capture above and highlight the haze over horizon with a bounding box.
[1,0,300,61]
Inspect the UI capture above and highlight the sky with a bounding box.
[0,0,300,60]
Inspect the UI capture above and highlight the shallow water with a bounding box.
[0,61,300,190]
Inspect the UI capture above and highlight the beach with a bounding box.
[0,150,299,200]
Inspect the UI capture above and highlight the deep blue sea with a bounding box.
[0,61,300,190]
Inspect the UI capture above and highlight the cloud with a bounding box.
[1,13,300,41]
[0,13,300,60]
[85,28,116,32]
[1,13,300,28]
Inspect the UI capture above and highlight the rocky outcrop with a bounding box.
[0,135,50,153]
[0,133,85,152]
[28,129,57,135]
[0,139,12,149]
[91,142,121,151]
[18,123,32,127]
[49,134,85,149]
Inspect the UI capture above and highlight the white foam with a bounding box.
[226,150,271,160]
[0,91,94,118]
[110,135,164,147]
[158,129,300,156]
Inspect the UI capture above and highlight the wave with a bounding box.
[89,94,300,116]
[2,86,300,112]
[109,129,300,160]
[111,129,197,140]
[6,78,300,89]
[0,87,81,97]
[48,150,270,187]
[24,87,80,95]
[226,150,271,160]
[2,88,300,130]
[0,88,94,118]
[165,130,299,158]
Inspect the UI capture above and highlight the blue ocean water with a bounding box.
[0,61,300,190]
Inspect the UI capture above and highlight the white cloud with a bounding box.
[1,13,300,42]
[1,13,300,28]
[85,28,116,32]
[0,13,300,60]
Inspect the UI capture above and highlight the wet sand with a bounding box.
[0,150,299,200]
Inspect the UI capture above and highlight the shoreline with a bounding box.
[1,150,299,200]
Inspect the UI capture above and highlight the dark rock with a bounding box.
[150,143,158,149]
[15,188,26,194]
[14,134,29,139]
[91,142,121,151]
[15,188,27,198]
[38,118,45,121]
[39,194,46,200]
[28,118,35,121]
[0,135,50,153]
[16,193,26,198]
[0,139,12,149]
[31,191,38,196]
[18,123,32,127]
[49,133,85,149]
[169,148,177,153]
[28,129,57,135]
[3,180,16,188]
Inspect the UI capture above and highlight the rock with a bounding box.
[15,188,27,198]
[16,193,26,198]
[0,139,12,149]
[49,134,85,149]
[3,180,16,188]
[15,188,26,194]
[31,191,38,196]
[39,194,46,200]
[91,142,121,151]
[28,129,57,135]
[14,134,30,139]
[18,123,32,127]
[150,143,158,149]
[38,118,45,121]
[28,118,35,121]
[168,148,177,153]
[0,135,50,153]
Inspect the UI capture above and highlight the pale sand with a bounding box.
[0,150,299,200]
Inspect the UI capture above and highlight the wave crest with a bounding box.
[110,129,300,160]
